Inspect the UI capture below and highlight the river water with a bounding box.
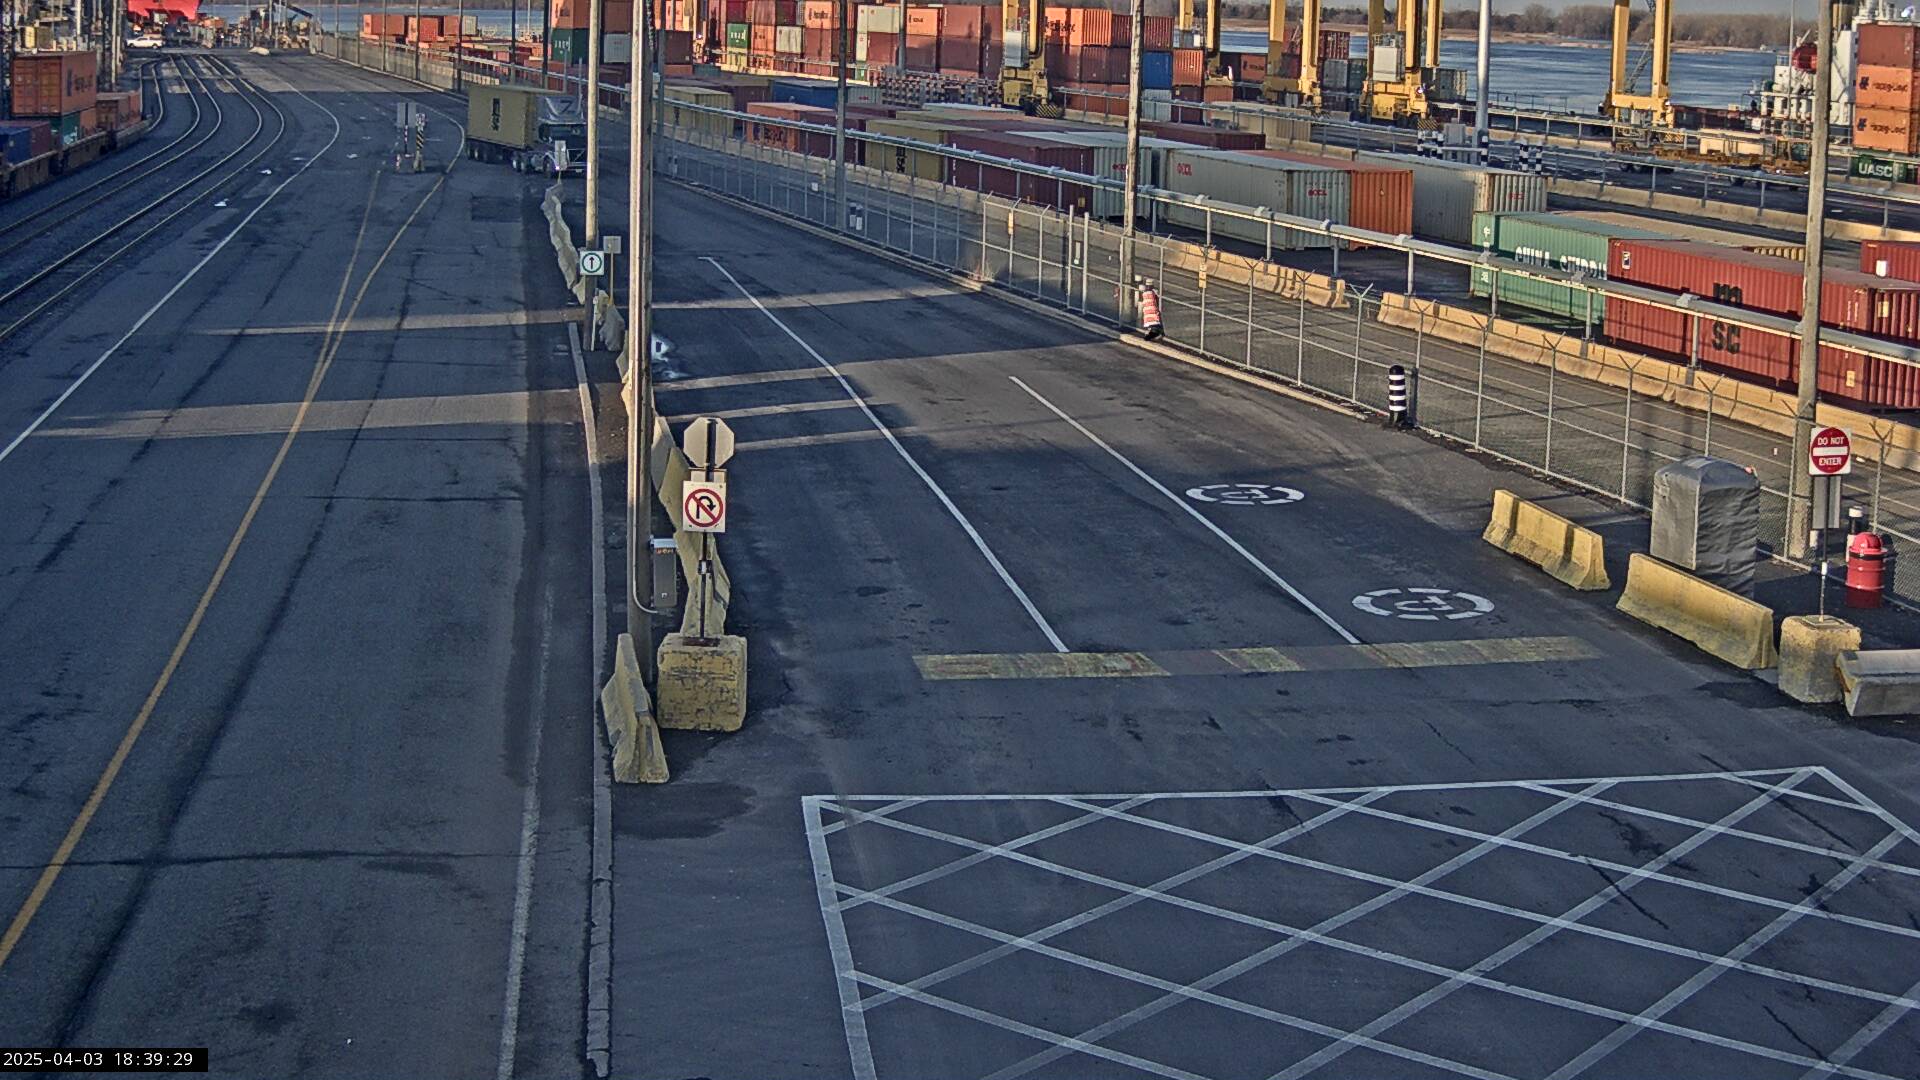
[220,5,1779,114]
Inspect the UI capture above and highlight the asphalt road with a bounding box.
[0,53,594,1078]
[612,160,1920,1079]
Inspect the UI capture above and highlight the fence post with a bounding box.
[1545,350,1557,475]
[1200,256,1209,353]
[1296,284,1306,383]
[1035,210,1045,298]
[1620,379,1635,501]
[1474,316,1488,448]
[1244,274,1254,371]
[1351,293,1364,401]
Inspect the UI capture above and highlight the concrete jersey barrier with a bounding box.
[1482,489,1610,591]
[1615,552,1778,670]
[1837,650,1920,717]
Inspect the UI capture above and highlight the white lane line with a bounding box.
[1279,788,1920,943]
[817,796,922,838]
[568,325,614,1079]
[1266,770,1814,1080]
[495,577,550,1080]
[1006,375,1361,646]
[978,784,1610,1080]
[810,766,1817,804]
[700,256,1067,653]
[834,802,1909,1080]
[1803,973,1920,1080]
[803,797,880,1080]
[1549,829,1907,1080]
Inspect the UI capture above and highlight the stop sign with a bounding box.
[1809,426,1853,476]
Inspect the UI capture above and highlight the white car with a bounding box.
[128,35,165,49]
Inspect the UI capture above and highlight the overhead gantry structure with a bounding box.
[1260,0,1322,107]
[1362,0,1440,121]
[1177,0,1250,89]
[1605,0,1674,127]
[999,0,1051,111]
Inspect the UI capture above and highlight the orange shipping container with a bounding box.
[1254,149,1414,243]
[1069,8,1128,47]
[905,5,941,35]
[751,23,777,54]
[801,0,834,26]
[1857,64,1920,110]
[605,1,633,31]
[549,0,590,28]
[1171,48,1204,87]
[8,51,98,118]
[1855,105,1920,155]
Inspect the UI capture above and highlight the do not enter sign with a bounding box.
[683,477,727,533]
[1809,426,1853,476]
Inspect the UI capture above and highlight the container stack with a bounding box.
[7,51,98,150]
[1854,23,1920,155]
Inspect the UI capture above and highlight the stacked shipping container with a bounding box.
[1605,240,1920,407]
[7,52,98,149]
[1855,23,1920,154]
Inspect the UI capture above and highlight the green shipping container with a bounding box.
[1851,153,1918,183]
[549,27,589,63]
[1468,211,1666,329]
[726,22,750,49]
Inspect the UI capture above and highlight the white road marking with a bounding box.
[804,798,879,1080]
[1267,771,1814,1080]
[702,257,1068,653]
[494,577,550,1080]
[1008,375,1361,646]
[1184,483,1305,506]
[568,326,615,1079]
[819,780,1910,1080]
[1352,587,1495,621]
[0,80,345,469]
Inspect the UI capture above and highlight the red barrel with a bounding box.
[1847,531,1888,609]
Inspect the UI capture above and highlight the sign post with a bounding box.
[681,417,736,642]
[1808,426,1853,614]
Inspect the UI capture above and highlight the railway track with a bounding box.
[0,56,292,348]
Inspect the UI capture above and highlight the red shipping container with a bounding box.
[947,131,1095,212]
[746,0,797,24]
[1172,48,1204,87]
[865,30,899,67]
[726,0,748,19]
[1605,239,1920,407]
[662,29,694,63]
[1319,29,1350,60]
[1073,45,1126,84]
[1069,8,1128,47]
[8,51,98,118]
[1141,15,1172,50]
[750,23,777,53]
[1858,22,1920,69]
[1145,121,1262,149]
[942,4,983,40]
[1232,52,1266,82]
[904,32,939,69]
[1044,6,1071,44]
[606,1,634,31]
[1862,240,1920,283]
[801,0,834,26]
[746,100,858,159]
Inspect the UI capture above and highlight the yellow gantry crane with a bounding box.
[1176,0,1247,89]
[1605,0,1674,126]
[1260,0,1322,107]
[1000,0,1051,111]
[1364,0,1440,121]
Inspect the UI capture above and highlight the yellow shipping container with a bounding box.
[662,85,736,137]
[862,117,961,180]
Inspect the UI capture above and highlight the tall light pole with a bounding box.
[1787,0,1835,559]
[833,0,847,230]
[1474,0,1491,162]
[1118,0,1143,326]
[586,0,602,244]
[626,0,657,679]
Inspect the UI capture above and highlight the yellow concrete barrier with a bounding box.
[600,632,669,783]
[1482,489,1610,591]
[1616,553,1778,670]
[1779,615,1860,704]
[656,633,748,731]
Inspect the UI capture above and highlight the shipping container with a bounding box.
[1605,239,1920,407]
[863,30,899,66]
[746,0,797,24]
[904,32,939,69]
[1141,15,1173,49]
[775,25,803,53]
[904,5,941,35]
[1160,148,1350,248]
[1862,240,1920,283]
[1068,8,1127,47]
[1858,22,1920,69]
[1016,130,1189,217]
[1172,47,1204,87]
[800,0,834,27]
[1252,149,1412,243]
[946,131,1094,211]
[1139,49,1172,89]
[92,90,140,132]
[857,4,901,33]
[862,117,959,178]
[1561,210,1803,260]
[42,110,86,146]
[1353,151,1544,244]
[0,125,33,165]
[1857,63,1920,111]
[663,85,738,136]
[726,21,751,49]
[1146,121,1262,149]
[1855,105,1920,154]
[9,51,98,118]
[767,77,881,107]
[1464,211,1664,326]
[0,118,52,159]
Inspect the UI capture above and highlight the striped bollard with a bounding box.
[1388,364,1412,428]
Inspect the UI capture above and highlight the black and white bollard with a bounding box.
[1387,364,1412,428]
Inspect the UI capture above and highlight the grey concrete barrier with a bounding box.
[1837,650,1920,717]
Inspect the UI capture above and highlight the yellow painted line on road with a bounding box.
[0,147,461,972]
[913,635,1600,682]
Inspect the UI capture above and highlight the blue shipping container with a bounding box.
[0,124,34,165]
[770,79,837,109]
[1142,51,1172,90]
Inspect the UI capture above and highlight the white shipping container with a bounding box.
[603,32,631,63]
[775,25,803,54]
[1355,151,1545,244]
[856,4,901,33]
[1160,148,1350,249]
[1369,45,1402,83]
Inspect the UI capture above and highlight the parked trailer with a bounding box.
[1353,151,1546,245]
[1159,148,1350,249]
[0,121,136,200]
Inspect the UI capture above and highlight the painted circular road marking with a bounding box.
[1185,483,1305,506]
[1351,587,1494,621]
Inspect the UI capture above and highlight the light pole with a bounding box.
[586,0,601,243]
[833,0,846,230]
[1474,0,1490,162]
[1787,0,1835,559]
[1119,0,1143,326]
[626,0,657,680]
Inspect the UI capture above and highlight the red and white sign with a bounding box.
[683,477,727,534]
[1809,426,1853,476]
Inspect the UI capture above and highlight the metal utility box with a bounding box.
[1650,456,1761,594]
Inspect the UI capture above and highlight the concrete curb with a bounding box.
[1838,649,1920,716]
[1616,553,1779,670]
[1483,488,1610,591]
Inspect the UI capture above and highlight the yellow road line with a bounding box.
[0,151,460,972]
[913,635,1600,682]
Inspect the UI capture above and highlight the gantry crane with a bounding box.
[1363,0,1441,122]
[1175,0,1247,89]
[999,0,1050,112]
[1604,0,1674,127]
[1260,0,1322,107]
